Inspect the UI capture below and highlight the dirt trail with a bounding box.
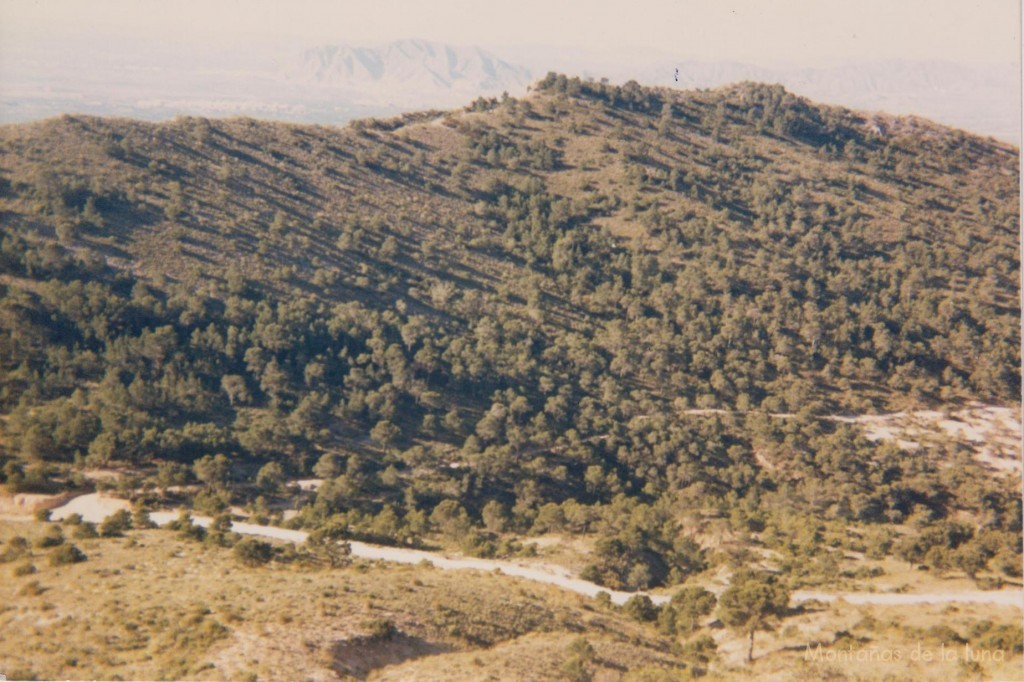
[47,493,1024,609]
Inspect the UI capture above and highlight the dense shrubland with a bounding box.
[0,75,1019,588]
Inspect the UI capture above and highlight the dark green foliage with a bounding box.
[99,509,132,537]
[233,537,273,567]
[72,522,99,539]
[718,570,790,662]
[193,454,231,490]
[892,522,1020,579]
[364,618,398,641]
[560,655,593,682]
[0,78,1018,578]
[204,512,238,547]
[300,533,352,568]
[35,525,65,548]
[13,561,37,576]
[155,460,188,495]
[660,587,718,635]
[132,504,156,530]
[623,594,659,623]
[681,633,718,667]
[972,622,1024,655]
[168,511,206,542]
[1,535,31,562]
[430,500,472,539]
[193,488,231,515]
[582,498,707,590]
[49,543,87,565]
[255,461,285,494]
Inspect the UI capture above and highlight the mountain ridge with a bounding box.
[295,38,533,98]
[2,36,1017,143]
[0,77,1018,599]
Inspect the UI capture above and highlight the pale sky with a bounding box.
[1,0,1020,66]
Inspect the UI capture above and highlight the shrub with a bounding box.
[667,586,718,634]
[36,525,65,548]
[194,489,230,515]
[461,531,497,558]
[993,550,1023,578]
[100,509,132,537]
[7,536,30,552]
[132,505,156,530]
[561,655,592,682]
[13,561,36,576]
[1,535,30,562]
[19,580,45,596]
[49,543,87,566]
[233,537,273,567]
[924,624,966,645]
[365,618,398,641]
[255,462,285,494]
[205,513,238,547]
[568,636,595,662]
[623,594,659,622]
[73,522,99,539]
[682,633,718,666]
[975,624,1023,654]
[170,512,207,541]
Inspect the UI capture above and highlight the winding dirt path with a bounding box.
[47,493,1024,609]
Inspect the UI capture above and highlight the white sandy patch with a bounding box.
[840,404,1022,473]
[291,479,323,491]
[0,492,74,516]
[49,492,130,522]
[685,403,1022,473]
[525,536,565,549]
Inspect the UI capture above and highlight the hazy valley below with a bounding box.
[2,38,1019,144]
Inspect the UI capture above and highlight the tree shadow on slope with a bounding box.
[331,629,454,680]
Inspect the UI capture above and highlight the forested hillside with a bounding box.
[0,74,1019,589]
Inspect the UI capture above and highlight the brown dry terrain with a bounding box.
[1,517,1021,681]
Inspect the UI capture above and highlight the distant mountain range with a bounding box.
[0,38,1018,143]
[295,39,532,103]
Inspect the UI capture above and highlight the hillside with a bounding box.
[0,75,1020,605]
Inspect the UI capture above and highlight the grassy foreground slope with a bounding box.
[0,76,1019,594]
[1,517,1021,681]
[0,517,680,681]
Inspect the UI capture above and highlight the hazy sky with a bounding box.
[2,0,1020,65]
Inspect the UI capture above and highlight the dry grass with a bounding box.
[707,600,1024,681]
[0,519,668,680]
[0,518,1019,681]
